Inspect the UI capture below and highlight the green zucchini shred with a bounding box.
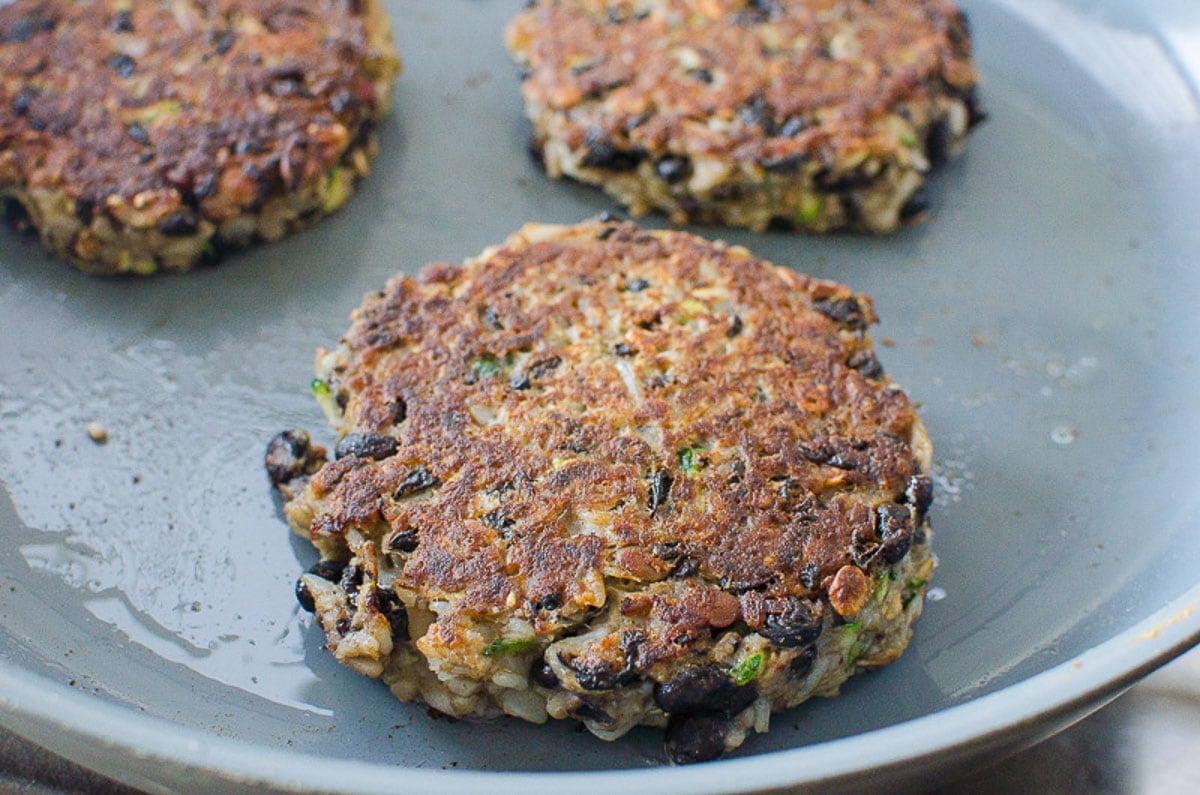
[730,652,764,685]
[481,638,535,657]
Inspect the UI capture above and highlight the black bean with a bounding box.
[926,118,951,168]
[158,212,199,237]
[212,29,235,55]
[672,557,699,578]
[875,503,912,564]
[564,631,643,690]
[233,139,262,155]
[387,530,419,554]
[375,588,409,642]
[739,95,777,135]
[389,397,407,425]
[110,10,134,33]
[309,559,346,582]
[847,350,883,379]
[511,356,562,390]
[570,701,613,724]
[10,86,35,116]
[760,153,805,174]
[664,712,730,764]
[395,466,440,499]
[271,78,310,98]
[73,195,96,224]
[906,474,934,524]
[788,645,818,679]
[653,665,756,716]
[614,342,636,357]
[812,297,867,330]
[295,576,316,612]
[193,173,217,200]
[329,90,353,115]
[648,469,673,513]
[760,597,824,648]
[899,189,929,223]
[339,564,363,598]
[565,656,636,691]
[481,306,503,330]
[727,315,743,338]
[107,53,136,78]
[815,166,876,193]
[581,132,646,171]
[480,508,515,536]
[655,155,692,184]
[126,123,151,147]
[265,429,314,486]
[651,542,681,561]
[530,657,560,689]
[778,115,807,138]
[1,16,54,44]
[335,432,398,461]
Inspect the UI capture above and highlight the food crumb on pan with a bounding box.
[84,421,108,444]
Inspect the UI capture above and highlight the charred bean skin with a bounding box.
[655,155,691,184]
[375,587,409,642]
[875,503,913,564]
[581,132,646,171]
[812,298,867,330]
[395,466,439,498]
[335,432,398,461]
[899,189,929,223]
[761,597,824,648]
[847,350,883,379]
[388,530,419,553]
[926,118,951,168]
[665,712,730,764]
[653,665,756,716]
[530,657,560,689]
[906,474,934,524]
[265,429,315,486]
[295,576,316,612]
[570,700,613,724]
[309,559,346,582]
[789,645,818,678]
[158,212,199,236]
[649,469,673,513]
[339,563,363,598]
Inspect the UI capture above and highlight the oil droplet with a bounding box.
[1051,425,1078,446]
[926,587,947,602]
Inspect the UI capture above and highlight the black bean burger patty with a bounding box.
[0,0,399,275]
[506,0,983,233]
[266,219,935,763]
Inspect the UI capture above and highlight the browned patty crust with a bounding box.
[269,220,934,762]
[507,0,983,232]
[0,0,399,275]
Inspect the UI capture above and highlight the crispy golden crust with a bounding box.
[300,219,926,644]
[0,0,399,274]
[506,0,982,232]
